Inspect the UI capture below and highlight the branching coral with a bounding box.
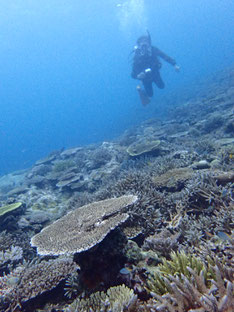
[146,251,215,295]
[184,173,232,213]
[65,284,137,312]
[140,244,234,312]
[143,229,180,258]
[148,265,233,312]
[96,171,164,234]
[0,245,23,271]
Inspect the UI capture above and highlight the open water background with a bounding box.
[0,0,233,174]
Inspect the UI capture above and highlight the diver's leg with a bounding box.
[137,82,151,106]
[154,71,165,89]
[143,80,153,97]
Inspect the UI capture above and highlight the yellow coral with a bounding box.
[146,251,215,295]
[66,284,137,312]
[0,202,22,217]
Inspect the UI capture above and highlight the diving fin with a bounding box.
[137,85,150,106]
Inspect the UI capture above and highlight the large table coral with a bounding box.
[31,195,137,255]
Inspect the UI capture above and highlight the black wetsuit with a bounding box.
[131,46,176,97]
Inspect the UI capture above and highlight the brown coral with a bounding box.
[31,195,137,255]
[1,257,78,311]
[152,167,194,192]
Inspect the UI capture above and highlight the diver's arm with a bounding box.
[153,46,177,66]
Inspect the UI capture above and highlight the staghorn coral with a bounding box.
[148,263,234,312]
[214,203,234,232]
[193,138,216,155]
[0,232,14,259]
[183,172,232,213]
[100,161,233,240]
[97,171,164,234]
[143,229,181,258]
[191,234,234,276]
[65,284,137,312]
[31,195,137,255]
[181,212,233,250]
[162,172,234,246]
[0,230,34,268]
[0,245,23,269]
[119,153,194,177]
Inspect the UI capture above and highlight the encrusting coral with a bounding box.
[152,167,194,192]
[126,139,161,157]
[31,195,137,255]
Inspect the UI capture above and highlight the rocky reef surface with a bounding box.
[0,67,233,312]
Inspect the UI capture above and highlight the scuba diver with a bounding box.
[131,31,180,106]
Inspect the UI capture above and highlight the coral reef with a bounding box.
[0,66,233,311]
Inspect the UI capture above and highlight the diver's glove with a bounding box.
[174,64,180,72]
[137,68,152,80]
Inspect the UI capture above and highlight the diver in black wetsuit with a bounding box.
[131,31,180,105]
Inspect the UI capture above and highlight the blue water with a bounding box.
[0,0,233,174]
